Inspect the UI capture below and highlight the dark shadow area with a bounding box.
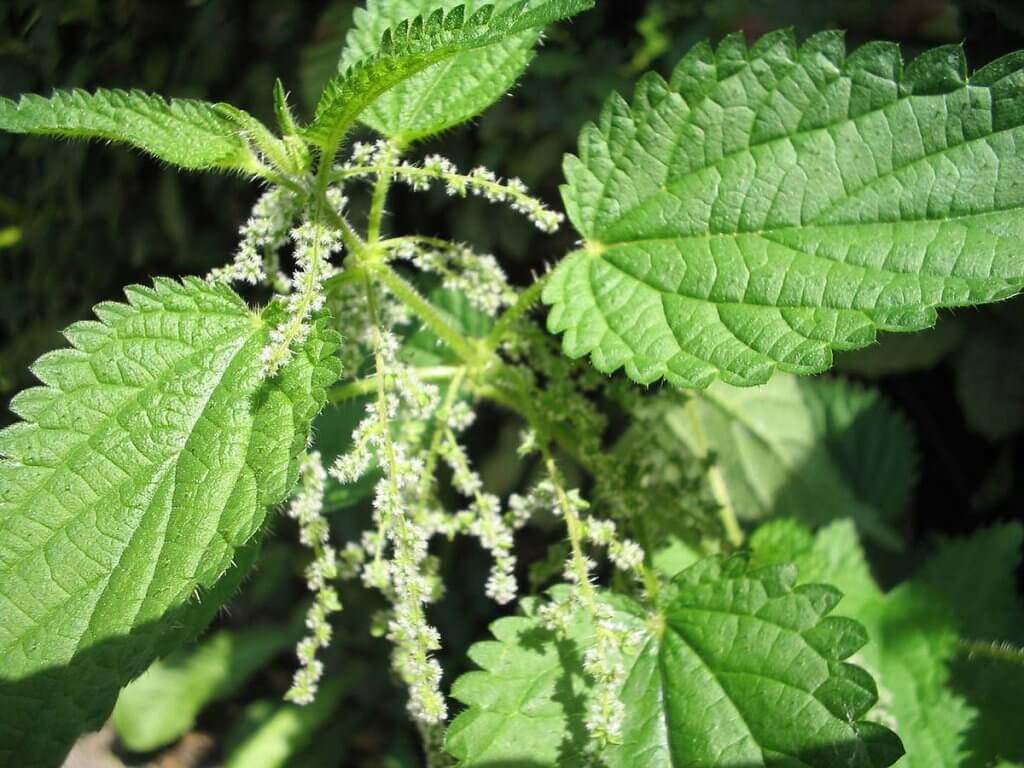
[0,543,257,767]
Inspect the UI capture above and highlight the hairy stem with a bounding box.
[959,638,1024,666]
[368,176,393,244]
[542,450,598,609]
[420,368,468,503]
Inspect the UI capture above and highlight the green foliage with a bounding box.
[0,279,340,766]
[447,558,903,766]
[112,623,297,752]
[919,524,1024,766]
[1,8,1023,768]
[306,0,595,151]
[544,31,1024,388]
[752,519,1024,768]
[805,378,918,524]
[342,0,539,143]
[663,374,914,545]
[0,89,262,172]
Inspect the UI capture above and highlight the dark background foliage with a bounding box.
[1,1,1022,766]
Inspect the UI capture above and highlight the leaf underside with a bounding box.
[0,278,340,767]
[306,0,595,151]
[341,0,539,143]
[0,89,257,171]
[669,374,915,546]
[544,31,1024,388]
[447,556,903,767]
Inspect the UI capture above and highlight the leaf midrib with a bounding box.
[586,210,1018,317]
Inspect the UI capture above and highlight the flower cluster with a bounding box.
[284,452,341,706]
[517,446,648,749]
[339,142,565,233]
[390,240,516,317]
[581,608,645,747]
[583,518,645,575]
[438,402,530,606]
[328,278,411,375]
[261,190,346,377]
[329,327,449,724]
[209,187,298,286]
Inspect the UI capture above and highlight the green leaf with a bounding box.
[305,0,595,152]
[664,374,912,546]
[403,285,494,367]
[856,585,971,768]
[0,278,341,767]
[752,520,1024,768]
[920,524,1024,766]
[804,377,918,523]
[0,89,261,172]
[112,624,296,753]
[749,519,881,615]
[544,31,1024,388]
[447,557,903,766]
[341,0,536,143]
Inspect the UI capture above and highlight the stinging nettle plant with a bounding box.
[2,1,1024,765]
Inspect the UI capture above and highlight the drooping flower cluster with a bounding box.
[580,606,646,747]
[437,402,529,605]
[284,451,341,706]
[516,437,648,749]
[209,187,298,286]
[329,327,449,724]
[261,189,346,377]
[338,140,565,233]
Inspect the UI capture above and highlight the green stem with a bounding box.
[685,398,744,548]
[375,265,479,364]
[632,514,662,601]
[367,143,403,244]
[323,265,367,293]
[368,174,393,244]
[334,162,554,224]
[542,449,598,609]
[364,273,407,572]
[322,202,366,256]
[329,366,462,403]
[419,368,468,504]
[380,235,462,253]
[487,272,551,350]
